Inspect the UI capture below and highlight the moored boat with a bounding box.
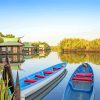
[20,63,67,100]
[63,63,94,100]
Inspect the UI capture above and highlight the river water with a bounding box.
[12,52,100,100]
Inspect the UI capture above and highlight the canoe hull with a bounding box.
[26,69,67,100]
[20,63,67,100]
[63,63,94,100]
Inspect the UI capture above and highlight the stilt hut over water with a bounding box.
[0,37,23,54]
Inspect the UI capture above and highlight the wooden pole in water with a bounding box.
[2,53,15,100]
[14,71,21,100]
[3,64,15,93]
[6,53,15,93]
[2,52,21,100]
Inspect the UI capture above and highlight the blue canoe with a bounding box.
[20,63,67,100]
[63,63,94,100]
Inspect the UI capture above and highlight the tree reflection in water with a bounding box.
[32,50,50,59]
[58,52,100,65]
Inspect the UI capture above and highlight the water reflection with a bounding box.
[1,52,99,100]
[24,50,50,59]
[0,51,50,70]
[0,54,24,70]
[0,54,24,63]
[0,51,100,71]
[32,50,50,59]
[59,52,100,65]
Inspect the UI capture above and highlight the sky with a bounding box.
[0,0,100,45]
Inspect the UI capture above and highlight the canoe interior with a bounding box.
[63,63,94,100]
[19,63,66,91]
[26,69,67,100]
[64,88,91,100]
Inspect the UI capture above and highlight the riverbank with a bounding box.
[63,49,100,53]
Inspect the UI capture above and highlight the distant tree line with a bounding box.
[23,42,51,51]
[51,46,61,52]
[0,32,15,43]
[32,42,51,51]
[0,37,4,43]
[0,32,51,50]
[0,32,15,38]
[51,38,100,52]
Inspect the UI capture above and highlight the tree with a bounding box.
[89,39,100,51]
[51,46,60,52]
[5,34,15,38]
[0,37,4,43]
[31,41,50,51]
[59,38,89,51]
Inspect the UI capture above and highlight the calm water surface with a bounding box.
[12,52,100,100]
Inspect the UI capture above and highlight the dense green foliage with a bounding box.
[0,37,4,43]
[0,73,13,100]
[0,32,15,38]
[88,39,100,50]
[5,34,15,38]
[0,32,4,43]
[32,42,51,50]
[51,46,61,52]
[57,38,100,52]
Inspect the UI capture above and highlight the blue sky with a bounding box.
[0,0,100,45]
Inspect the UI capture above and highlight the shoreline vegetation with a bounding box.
[0,32,51,51]
[0,77,13,100]
[0,32,100,99]
[1,32,100,53]
[51,38,100,52]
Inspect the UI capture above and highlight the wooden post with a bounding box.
[3,64,15,94]
[2,54,14,94]
[2,53,15,100]
[14,71,21,100]
[2,52,21,100]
